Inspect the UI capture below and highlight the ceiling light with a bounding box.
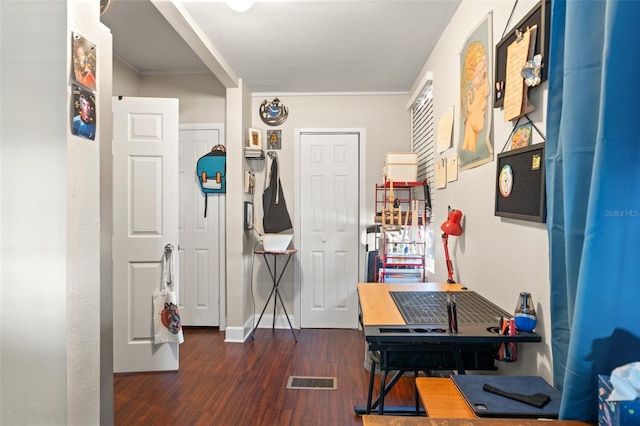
[227,0,253,12]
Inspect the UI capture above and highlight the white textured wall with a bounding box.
[112,57,141,97]
[2,1,68,424]
[1,1,109,424]
[224,79,253,340]
[67,1,108,424]
[140,74,226,124]
[98,24,115,426]
[414,0,552,380]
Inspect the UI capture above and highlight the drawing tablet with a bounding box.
[451,375,561,418]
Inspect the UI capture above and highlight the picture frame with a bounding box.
[495,143,546,222]
[248,128,262,149]
[244,201,253,230]
[266,129,282,150]
[510,122,533,150]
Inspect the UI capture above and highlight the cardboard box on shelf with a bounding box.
[384,151,419,183]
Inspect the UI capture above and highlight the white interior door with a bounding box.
[112,97,180,373]
[299,132,360,328]
[178,125,225,326]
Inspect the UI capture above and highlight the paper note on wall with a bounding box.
[437,106,454,153]
[447,156,458,182]
[436,158,447,189]
[503,28,532,121]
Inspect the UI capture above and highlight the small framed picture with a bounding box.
[510,122,533,150]
[244,201,253,230]
[248,128,262,149]
[266,129,282,150]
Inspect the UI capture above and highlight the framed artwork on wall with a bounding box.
[248,128,262,149]
[510,122,533,150]
[72,32,96,91]
[244,202,253,230]
[458,12,494,171]
[266,129,282,150]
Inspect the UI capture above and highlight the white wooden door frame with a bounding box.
[179,123,226,331]
[293,128,367,327]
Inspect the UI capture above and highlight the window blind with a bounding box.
[411,91,435,206]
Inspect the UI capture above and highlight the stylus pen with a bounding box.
[452,294,458,333]
[446,292,453,333]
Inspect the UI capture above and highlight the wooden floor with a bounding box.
[114,327,416,425]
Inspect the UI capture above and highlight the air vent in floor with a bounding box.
[286,376,337,390]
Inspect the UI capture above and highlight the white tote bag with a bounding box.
[153,244,184,344]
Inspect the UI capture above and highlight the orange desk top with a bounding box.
[409,377,593,425]
[415,377,475,419]
[361,415,593,426]
[357,282,465,326]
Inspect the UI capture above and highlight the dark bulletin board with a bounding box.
[494,0,550,108]
[495,143,546,223]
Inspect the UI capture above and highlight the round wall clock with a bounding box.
[499,164,513,197]
[259,98,288,126]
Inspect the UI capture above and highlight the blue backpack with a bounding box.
[196,144,226,217]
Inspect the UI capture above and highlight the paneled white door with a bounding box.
[178,126,224,326]
[299,132,360,328]
[112,97,179,373]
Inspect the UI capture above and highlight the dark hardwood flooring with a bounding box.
[114,327,416,425]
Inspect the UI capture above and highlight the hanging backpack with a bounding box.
[196,144,226,217]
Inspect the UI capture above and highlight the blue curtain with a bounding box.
[546,0,640,421]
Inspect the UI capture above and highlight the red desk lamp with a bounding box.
[441,206,463,284]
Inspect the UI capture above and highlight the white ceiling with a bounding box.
[101,0,460,94]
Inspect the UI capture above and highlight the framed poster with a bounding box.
[72,32,96,91]
[495,143,546,222]
[458,12,494,171]
[71,84,96,140]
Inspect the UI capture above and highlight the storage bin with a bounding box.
[385,152,418,164]
[384,152,419,182]
[384,163,418,182]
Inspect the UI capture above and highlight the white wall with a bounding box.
[414,0,552,380]
[1,0,109,424]
[1,2,68,423]
[111,64,227,125]
[224,79,254,341]
[247,94,411,326]
[112,57,141,97]
[139,74,226,124]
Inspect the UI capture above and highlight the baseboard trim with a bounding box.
[224,315,299,343]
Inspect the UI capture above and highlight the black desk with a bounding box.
[355,283,541,416]
[248,249,297,343]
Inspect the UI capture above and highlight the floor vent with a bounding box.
[286,376,337,390]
